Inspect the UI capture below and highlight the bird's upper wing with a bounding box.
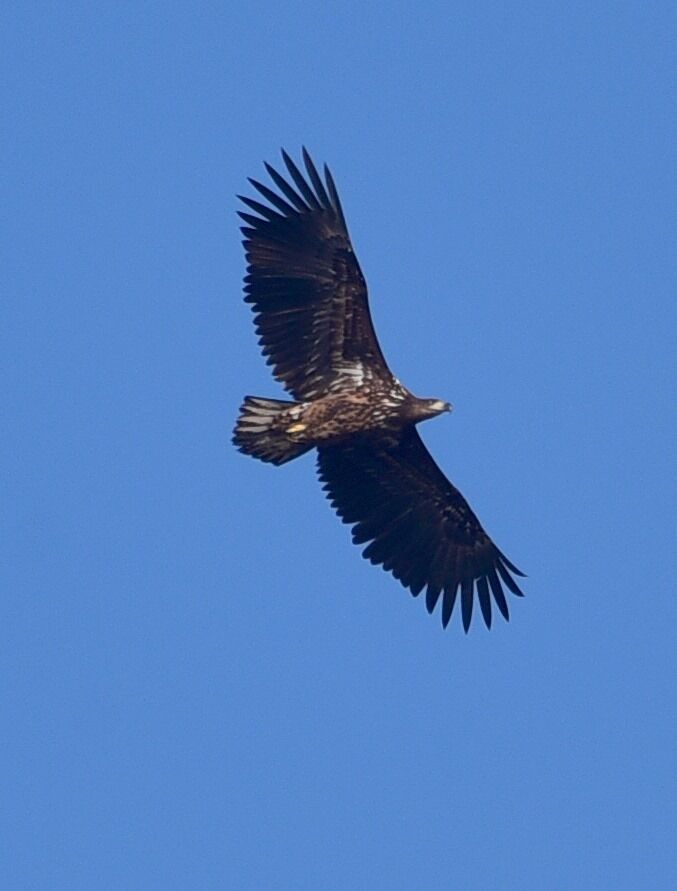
[239,148,391,400]
[317,427,525,631]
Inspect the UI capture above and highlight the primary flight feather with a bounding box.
[233,148,525,631]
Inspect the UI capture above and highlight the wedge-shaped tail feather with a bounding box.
[233,397,312,466]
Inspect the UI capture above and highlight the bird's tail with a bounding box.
[233,396,313,466]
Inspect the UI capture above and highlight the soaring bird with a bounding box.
[233,149,525,631]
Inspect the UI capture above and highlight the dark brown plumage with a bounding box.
[233,148,525,631]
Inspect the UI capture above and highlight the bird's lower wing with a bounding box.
[317,427,525,631]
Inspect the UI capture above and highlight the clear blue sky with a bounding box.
[4,3,676,889]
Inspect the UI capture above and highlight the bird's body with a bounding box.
[239,385,449,454]
[282,387,406,445]
[233,149,526,631]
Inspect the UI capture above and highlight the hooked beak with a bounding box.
[430,400,452,413]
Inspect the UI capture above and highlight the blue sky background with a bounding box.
[4,3,676,888]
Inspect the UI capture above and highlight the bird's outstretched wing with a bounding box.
[317,427,525,631]
[239,148,391,401]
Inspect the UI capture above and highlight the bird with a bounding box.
[233,148,525,631]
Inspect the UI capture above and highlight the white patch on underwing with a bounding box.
[335,361,366,387]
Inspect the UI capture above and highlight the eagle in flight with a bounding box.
[233,149,525,631]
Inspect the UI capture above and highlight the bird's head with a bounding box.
[410,397,453,422]
[428,398,452,414]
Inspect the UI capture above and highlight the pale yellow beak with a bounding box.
[430,400,452,413]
